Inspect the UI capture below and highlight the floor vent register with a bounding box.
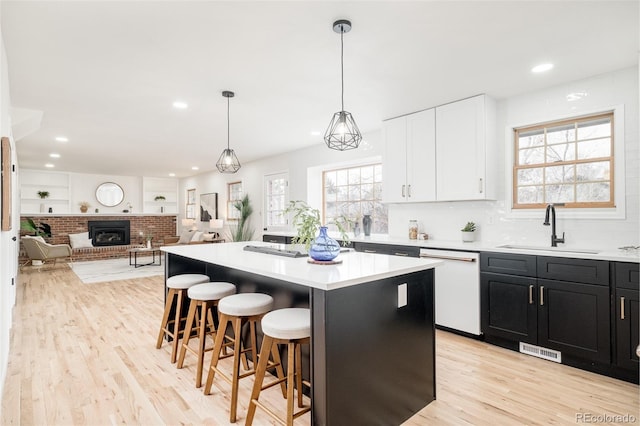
[519,342,562,363]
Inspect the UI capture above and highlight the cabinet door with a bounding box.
[481,272,537,344]
[616,288,639,370]
[354,242,390,255]
[435,95,486,201]
[382,117,408,203]
[537,279,610,363]
[406,109,436,202]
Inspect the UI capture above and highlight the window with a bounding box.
[185,188,196,219]
[323,163,388,233]
[227,182,242,220]
[513,112,614,209]
[264,172,289,229]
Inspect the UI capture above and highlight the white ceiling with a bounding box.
[2,1,638,178]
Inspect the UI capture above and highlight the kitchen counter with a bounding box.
[162,241,442,291]
[162,241,441,425]
[262,231,640,263]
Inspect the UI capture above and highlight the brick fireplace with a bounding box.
[19,214,177,262]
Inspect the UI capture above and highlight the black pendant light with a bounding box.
[216,90,241,173]
[324,19,362,151]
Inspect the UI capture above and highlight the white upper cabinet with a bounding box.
[383,94,496,203]
[435,94,496,201]
[382,108,436,203]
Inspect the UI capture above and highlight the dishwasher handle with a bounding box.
[420,254,477,262]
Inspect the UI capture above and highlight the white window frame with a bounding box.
[263,171,289,231]
[506,105,625,220]
[227,181,243,221]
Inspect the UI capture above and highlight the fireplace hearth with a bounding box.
[88,220,130,246]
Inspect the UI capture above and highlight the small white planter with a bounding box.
[461,231,475,242]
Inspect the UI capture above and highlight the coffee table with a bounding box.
[128,247,162,268]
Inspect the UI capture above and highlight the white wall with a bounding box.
[69,173,142,214]
[178,137,383,239]
[179,66,638,251]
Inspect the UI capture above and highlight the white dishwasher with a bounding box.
[420,248,481,335]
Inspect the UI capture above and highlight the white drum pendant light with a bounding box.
[324,19,362,151]
[216,90,241,173]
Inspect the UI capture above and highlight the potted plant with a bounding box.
[461,221,477,242]
[228,194,255,242]
[282,201,350,260]
[79,201,91,213]
[37,190,50,213]
[20,218,52,238]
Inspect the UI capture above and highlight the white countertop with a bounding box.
[262,231,640,263]
[161,241,443,291]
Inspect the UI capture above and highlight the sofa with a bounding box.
[163,230,224,246]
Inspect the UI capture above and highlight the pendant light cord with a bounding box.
[226,95,230,150]
[340,25,345,112]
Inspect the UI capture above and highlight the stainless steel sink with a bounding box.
[497,244,600,254]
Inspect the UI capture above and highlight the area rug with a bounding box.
[69,258,164,284]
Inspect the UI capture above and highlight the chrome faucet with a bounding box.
[543,203,565,247]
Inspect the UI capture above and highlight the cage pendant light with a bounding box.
[216,90,241,173]
[324,19,362,151]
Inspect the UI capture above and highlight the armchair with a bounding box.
[21,236,73,269]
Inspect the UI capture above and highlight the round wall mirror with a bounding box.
[95,182,124,207]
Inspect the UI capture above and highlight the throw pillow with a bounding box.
[69,232,93,249]
[178,230,195,244]
[191,231,204,242]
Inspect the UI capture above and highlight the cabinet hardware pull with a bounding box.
[479,178,483,194]
[364,249,377,253]
[529,285,534,304]
[402,185,405,197]
[408,185,412,197]
[621,296,625,320]
[394,252,409,256]
[539,286,544,306]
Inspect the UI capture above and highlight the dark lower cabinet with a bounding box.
[353,242,419,257]
[614,262,639,373]
[481,252,613,371]
[537,279,610,363]
[616,288,639,370]
[481,272,537,344]
[262,234,291,244]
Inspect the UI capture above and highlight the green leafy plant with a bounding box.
[283,200,350,249]
[154,195,166,201]
[461,221,477,232]
[37,191,50,199]
[20,218,52,237]
[228,194,255,242]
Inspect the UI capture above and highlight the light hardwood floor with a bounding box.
[2,263,638,425]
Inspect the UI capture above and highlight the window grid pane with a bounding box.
[513,112,614,209]
[323,164,388,234]
[266,176,287,227]
[227,182,242,220]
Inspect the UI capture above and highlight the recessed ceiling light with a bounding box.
[169,173,176,177]
[55,136,68,142]
[45,163,55,168]
[173,101,188,109]
[531,63,554,73]
[49,153,61,158]
[191,166,199,170]
[310,131,322,136]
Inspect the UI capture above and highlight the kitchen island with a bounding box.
[162,242,442,426]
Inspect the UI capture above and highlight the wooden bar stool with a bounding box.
[156,273,209,363]
[177,282,237,387]
[203,293,285,423]
[245,308,311,426]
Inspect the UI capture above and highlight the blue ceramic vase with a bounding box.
[309,226,340,261]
